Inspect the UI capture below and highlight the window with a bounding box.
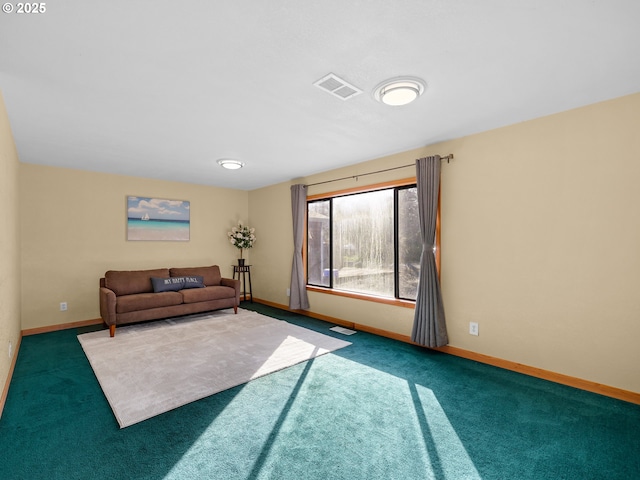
[307,180,431,303]
[397,186,421,299]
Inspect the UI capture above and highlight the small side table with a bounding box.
[232,265,253,302]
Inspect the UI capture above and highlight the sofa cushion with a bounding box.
[170,266,221,286]
[180,285,236,304]
[105,269,170,296]
[116,291,183,314]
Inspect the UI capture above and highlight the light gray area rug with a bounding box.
[77,309,351,428]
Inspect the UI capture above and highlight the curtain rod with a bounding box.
[304,154,453,187]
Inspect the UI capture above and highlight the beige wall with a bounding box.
[0,92,21,393]
[19,165,249,330]
[249,92,640,393]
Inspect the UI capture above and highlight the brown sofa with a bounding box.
[99,265,240,337]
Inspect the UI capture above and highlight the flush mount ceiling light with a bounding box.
[373,77,426,106]
[217,159,245,170]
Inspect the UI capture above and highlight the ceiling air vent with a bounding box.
[313,73,362,101]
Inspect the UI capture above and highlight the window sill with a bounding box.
[306,285,416,309]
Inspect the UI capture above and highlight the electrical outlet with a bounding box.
[469,322,479,336]
[60,302,68,312]
[286,288,291,297]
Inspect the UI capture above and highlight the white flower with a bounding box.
[227,221,256,251]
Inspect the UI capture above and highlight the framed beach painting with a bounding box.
[127,196,190,241]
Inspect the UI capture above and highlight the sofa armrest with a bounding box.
[221,277,241,305]
[99,286,117,326]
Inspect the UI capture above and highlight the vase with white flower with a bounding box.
[228,221,256,266]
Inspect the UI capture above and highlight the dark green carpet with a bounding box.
[1,303,639,479]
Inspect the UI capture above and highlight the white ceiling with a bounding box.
[1,1,639,190]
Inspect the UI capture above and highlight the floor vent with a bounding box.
[329,326,357,335]
[313,73,362,101]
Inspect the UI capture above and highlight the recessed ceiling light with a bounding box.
[373,77,426,106]
[217,159,245,170]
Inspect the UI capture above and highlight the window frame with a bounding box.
[305,177,440,309]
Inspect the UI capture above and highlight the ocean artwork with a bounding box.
[127,196,190,241]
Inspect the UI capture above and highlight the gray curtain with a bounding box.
[411,156,448,347]
[289,184,310,310]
